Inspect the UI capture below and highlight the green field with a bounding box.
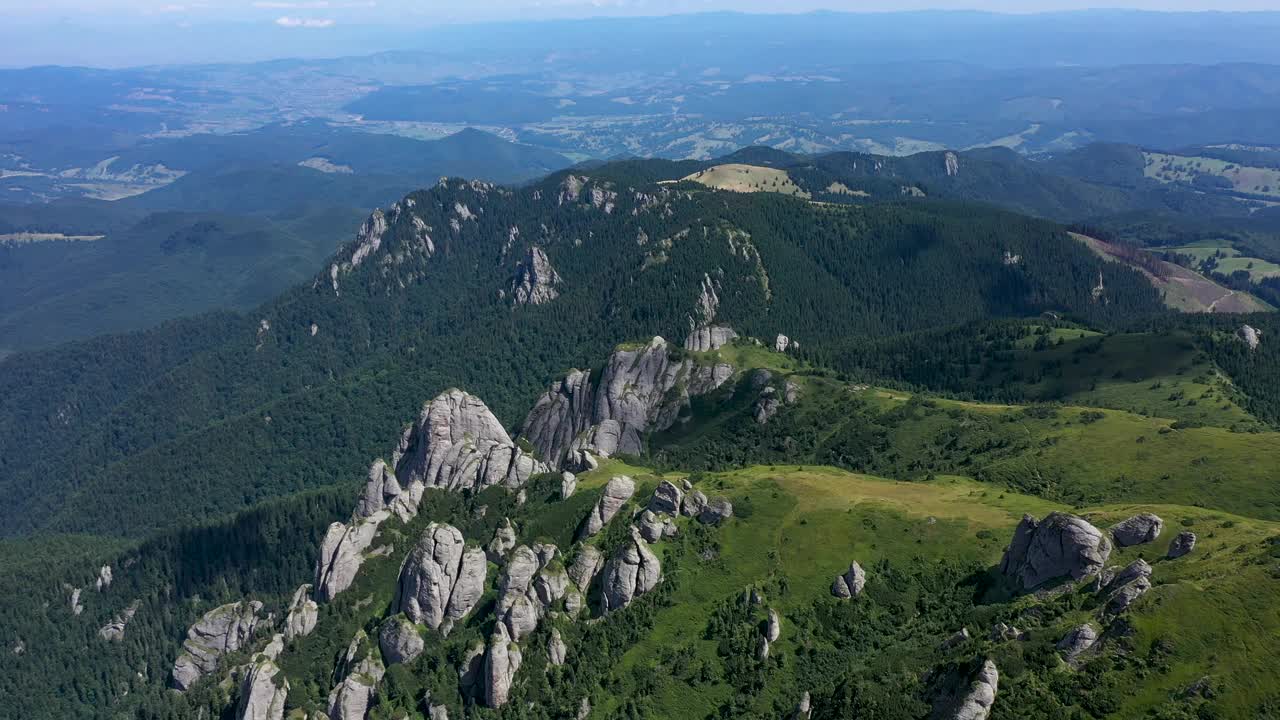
[1167,241,1280,282]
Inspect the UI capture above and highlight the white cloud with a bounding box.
[254,1,376,7]
[274,16,336,27]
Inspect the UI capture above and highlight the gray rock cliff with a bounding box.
[999,513,1111,590]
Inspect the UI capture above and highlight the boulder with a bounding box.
[831,562,867,598]
[989,623,1023,642]
[95,565,113,592]
[684,325,738,353]
[637,510,667,543]
[946,660,998,720]
[548,628,568,666]
[1110,513,1163,547]
[756,635,771,660]
[698,497,734,525]
[793,691,813,719]
[171,601,266,691]
[1104,559,1153,615]
[580,476,636,538]
[568,545,604,590]
[284,584,319,640]
[396,523,485,632]
[602,527,663,612]
[1056,624,1099,664]
[393,389,546,495]
[1167,531,1197,559]
[561,472,578,500]
[649,480,684,515]
[681,490,708,518]
[379,615,425,666]
[237,658,289,720]
[775,334,791,353]
[488,517,518,562]
[999,513,1111,590]
[766,609,781,642]
[483,624,522,708]
[314,512,388,602]
[1239,324,1263,350]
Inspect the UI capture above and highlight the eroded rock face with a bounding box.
[580,476,636,538]
[394,389,547,495]
[602,527,663,612]
[685,325,738,353]
[831,562,867,599]
[521,337,733,467]
[488,518,518,562]
[237,658,288,720]
[1111,513,1163,547]
[1057,624,1099,664]
[285,584,319,641]
[999,513,1111,591]
[379,615,425,666]
[649,480,684,515]
[561,472,578,500]
[171,601,266,691]
[511,247,562,306]
[314,512,388,602]
[355,459,403,520]
[1167,531,1197,559]
[328,631,385,720]
[1239,324,1263,350]
[568,545,604,591]
[946,660,998,720]
[548,628,568,666]
[753,387,782,424]
[483,624,522,709]
[396,523,486,632]
[496,544,569,641]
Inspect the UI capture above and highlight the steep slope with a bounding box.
[0,168,1168,539]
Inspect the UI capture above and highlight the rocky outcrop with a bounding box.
[698,497,734,525]
[520,337,734,467]
[636,510,676,543]
[494,543,572,641]
[775,334,792,353]
[1104,559,1153,615]
[487,518,518,562]
[989,623,1023,642]
[396,523,486,633]
[832,562,867,598]
[98,601,140,642]
[945,151,960,177]
[458,641,486,698]
[1057,624,1099,664]
[511,247,562,306]
[483,624,522,708]
[999,513,1111,591]
[379,615,425,666]
[766,609,782,642]
[1167,531,1197,559]
[602,527,663,612]
[1238,324,1262,350]
[580,476,636,538]
[561,472,577,499]
[1110,513,1163,547]
[793,691,813,719]
[285,584,319,640]
[684,325,738,352]
[237,658,289,720]
[941,628,971,650]
[393,389,547,496]
[314,511,388,602]
[567,545,604,591]
[95,565,113,592]
[355,459,404,520]
[548,628,568,666]
[69,587,84,616]
[649,480,684,515]
[753,387,782,424]
[943,660,998,720]
[328,631,385,720]
[172,601,267,691]
[681,489,708,518]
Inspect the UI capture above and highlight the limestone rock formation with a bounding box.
[548,628,568,666]
[1057,624,1099,664]
[171,601,267,691]
[684,325,738,352]
[1167,531,1197,559]
[1110,513,1163,547]
[649,480,684,515]
[314,511,388,602]
[511,247,562,306]
[98,601,140,642]
[355,459,404,520]
[1104,559,1153,615]
[1238,324,1263,350]
[580,476,636,538]
[327,631,385,720]
[392,389,546,500]
[698,497,734,525]
[946,660,999,720]
[602,527,663,612]
[520,337,733,467]
[285,584,319,640]
[396,523,486,632]
[999,513,1111,591]
[237,658,289,720]
[379,615,425,666]
[831,562,867,598]
[483,624,522,708]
